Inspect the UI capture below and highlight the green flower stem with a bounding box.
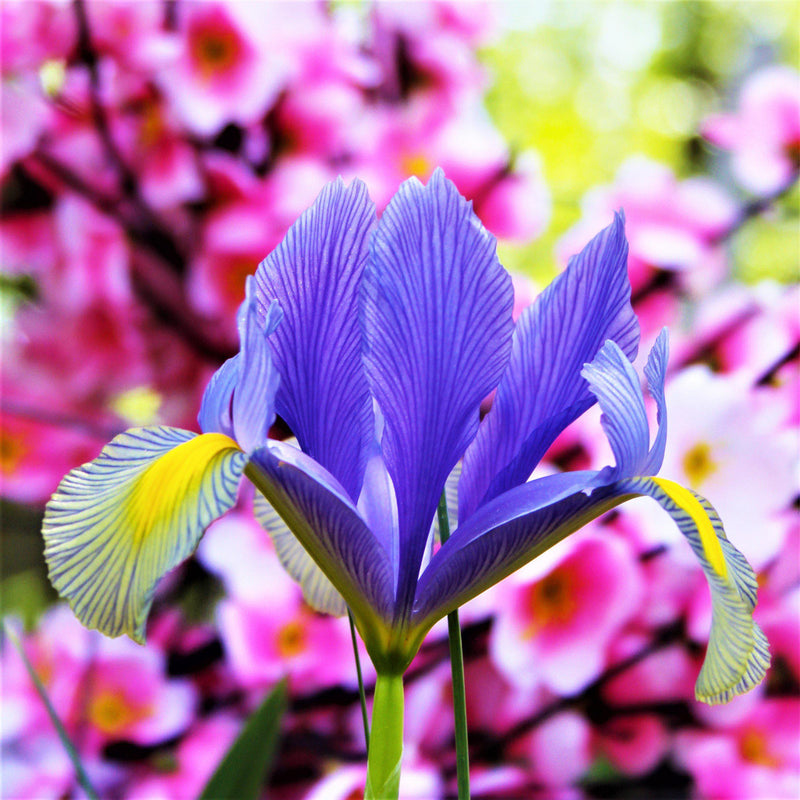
[5,624,99,800]
[348,608,370,749]
[437,491,470,800]
[365,671,404,800]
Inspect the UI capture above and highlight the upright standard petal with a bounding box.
[198,355,238,438]
[417,333,668,623]
[459,212,640,521]
[43,427,246,643]
[231,287,282,453]
[253,178,375,501]
[246,442,394,654]
[580,329,668,484]
[199,281,282,453]
[362,168,514,618]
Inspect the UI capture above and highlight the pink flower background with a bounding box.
[1,2,797,798]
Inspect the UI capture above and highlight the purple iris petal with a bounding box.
[357,443,400,591]
[246,442,394,629]
[198,354,238,438]
[641,328,669,476]
[414,470,607,624]
[253,178,375,502]
[416,331,668,627]
[362,168,514,618]
[198,280,282,453]
[581,329,669,483]
[581,340,650,483]
[458,212,640,521]
[232,283,282,453]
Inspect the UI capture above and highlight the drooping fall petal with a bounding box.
[43,427,246,643]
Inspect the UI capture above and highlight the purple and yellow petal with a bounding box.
[415,332,767,703]
[459,212,640,521]
[362,168,514,616]
[43,427,246,643]
[414,471,769,704]
[621,477,770,704]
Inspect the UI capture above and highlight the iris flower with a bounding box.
[43,171,768,798]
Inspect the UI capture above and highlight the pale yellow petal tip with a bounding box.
[695,621,771,705]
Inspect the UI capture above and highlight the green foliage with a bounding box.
[198,678,288,800]
[4,623,99,800]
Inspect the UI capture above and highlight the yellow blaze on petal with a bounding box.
[652,477,727,579]
[682,441,718,488]
[126,433,241,546]
[276,619,308,659]
[44,427,248,643]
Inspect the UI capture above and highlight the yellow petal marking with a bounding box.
[127,433,240,545]
[44,427,246,643]
[652,477,727,579]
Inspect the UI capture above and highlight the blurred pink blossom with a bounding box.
[216,595,353,693]
[156,1,287,136]
[593,714,670,777]
[474,151,551,243]
[513,710,592,788]
[126,714,240,800]
[675,699,800,799]
[304,758,442,800]
[559,156,737,306]
[703,65,800,194]
[489,532,643,695]
[602,638,696,706]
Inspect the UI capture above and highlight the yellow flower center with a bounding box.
[0,430,27,476]
[739,728,781,768]
[276,619,308,659]
[88,688,149,736]
[401,153,431,179]
[524,568,577,637]
[223,257,258,309]
[682,441,717,488]
[190,27,241,80]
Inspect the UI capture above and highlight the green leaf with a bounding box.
[198,678,288,800]
[3,622,99,800]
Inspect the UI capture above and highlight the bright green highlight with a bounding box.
[365,672,404,800]
[437,491,470,800]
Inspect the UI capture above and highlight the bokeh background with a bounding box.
[1,1,798,798]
